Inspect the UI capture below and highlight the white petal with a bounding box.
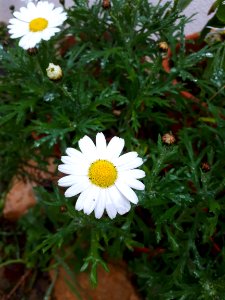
[94,189,106,219]
[58,175,85,187]
[96,132,107,157]
[19,32,42,49]
[48,18,64,28]
[61,156,76,164]
[83,185,100,215]
[27,2,36,11]
[10,27,29,38]
[61,156,89,168]
[58,164,72,175]
[119,176,145,190]
[113,151,138,166]
[118,157,144,171]
[41,27,60,40]
[52,7,64,15]
[65,147,86,160]
[79,135,98,162]
[115,180,138,204]
[47,7,67,20]
[8,22,28,30]
[58,164,88,176]
[37,1,54,12]
[108,185,131,215]
[65,180,90,197]
[18,7,33,22]
[75,189,88,211]
[117,199,131,215]
[105,189,117,219]
[8,18,24,25]
[106,136,125,160]
[121,169,146,179]
[13,11,30,22]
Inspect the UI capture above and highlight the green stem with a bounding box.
[208,85,225,102]
[59,85,76,102]
[0,259,25,269]
[43,268,59,300]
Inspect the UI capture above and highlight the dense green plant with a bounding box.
[1,0,225,299]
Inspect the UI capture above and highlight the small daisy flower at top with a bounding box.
[58,133,145,219]
[7,1,67,50]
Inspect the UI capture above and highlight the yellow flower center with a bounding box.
[88,160,118,188]
[29,18,48,32]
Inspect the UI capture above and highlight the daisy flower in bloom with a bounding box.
[58,133,145,219]
[8,1,67,50]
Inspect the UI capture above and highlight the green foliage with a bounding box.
[215,0,225,23]
[1,0,225,298]
[172,0,194,11]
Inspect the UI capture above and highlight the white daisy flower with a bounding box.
[58,133,145,219]
[8,1,67,50]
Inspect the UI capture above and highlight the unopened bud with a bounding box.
[201,162,210,172]
[205,31,222,45]
[159,41,169,51]
[162,133,176,145]
[46,63,63,81]
[102,0,111,9]
[27,47,38,56]
[158,41,169,58]
[9,5,15,11]
[60,205,67,213]
[159,41,169,58]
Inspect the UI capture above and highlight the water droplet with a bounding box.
[170,67,177,73]
[0,45,3,60]
[205,52,214,58]
[100,60,107,68]
[211,69,225,87]
[43,92,55,102]
[34,141,41,148]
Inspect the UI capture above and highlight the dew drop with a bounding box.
[43,92,55,102]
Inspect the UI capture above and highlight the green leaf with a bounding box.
[216,1,225,23]
[165,225,179,251]
[90,263,98,286]
[173,0,194,11]
[80,260,89,272]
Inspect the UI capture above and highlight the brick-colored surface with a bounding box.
[50,262,140,300]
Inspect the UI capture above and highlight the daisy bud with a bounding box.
[205,31,222,45]
[27,47,38,56]
[201,162,210,172]
[9,5,15,11]
[60,205,67,213]
[159,41,169,58]
[46,63,63,81]
[162,133,176,145]
[102,0,111,9]
[159,41,169,52]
